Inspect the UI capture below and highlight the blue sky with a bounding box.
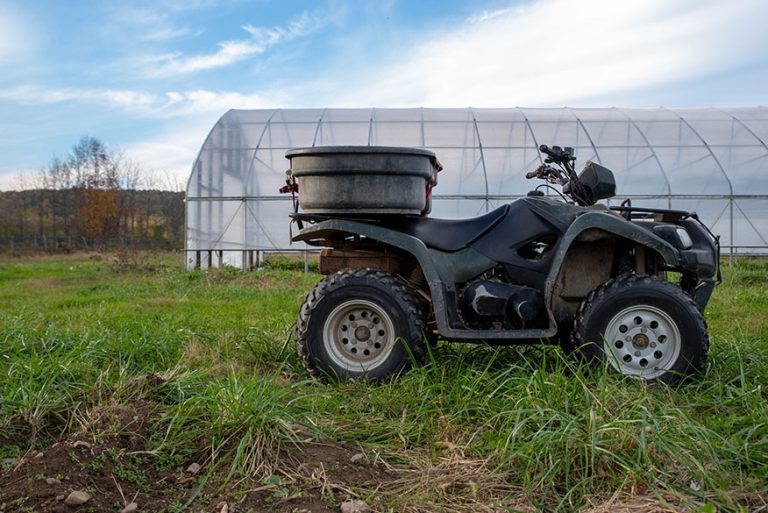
[1,0,767,188]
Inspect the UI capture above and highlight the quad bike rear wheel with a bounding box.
[296,268,427,381]
[572,274,708,384]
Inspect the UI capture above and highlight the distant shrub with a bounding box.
[263,255,318,273]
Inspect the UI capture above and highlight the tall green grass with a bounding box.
[1,254,766,511]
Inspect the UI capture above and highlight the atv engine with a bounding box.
[459,280,546,329]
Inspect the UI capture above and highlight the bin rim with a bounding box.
[285,146,436,159]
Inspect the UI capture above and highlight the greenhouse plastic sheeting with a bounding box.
[186,107,768,268]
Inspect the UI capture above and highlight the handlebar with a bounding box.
[538,144,556,159]
[526,144,588,205]
[525,163,564,183]
[525,167,541,179]
[539,144,575,163]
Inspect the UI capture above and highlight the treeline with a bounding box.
[0,137,185,249]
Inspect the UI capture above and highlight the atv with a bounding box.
[283,144,720,384]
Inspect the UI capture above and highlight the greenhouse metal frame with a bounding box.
[186,107,768,269]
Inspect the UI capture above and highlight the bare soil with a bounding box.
[0,378,391,513]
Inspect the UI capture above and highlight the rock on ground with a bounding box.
[64,490,92,506]
[121,502,138,513]
[340,499,371,513]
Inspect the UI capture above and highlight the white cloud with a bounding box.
[241,11,326,46]
[466,6,517,24]
[141,26,196,42]
[117,6,200,42]
[142,10,328,77]
[162,89,285,115]
[0,85,158,109]
[327,0,768,107]
[0,85,284,117]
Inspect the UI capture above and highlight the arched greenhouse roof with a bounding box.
[186,107,768,268]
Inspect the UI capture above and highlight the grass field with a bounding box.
[0,252,766,512]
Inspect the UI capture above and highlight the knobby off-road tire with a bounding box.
[572,274,708,384]
[296,268,428,382]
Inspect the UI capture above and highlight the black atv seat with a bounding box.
[385,205,509,252]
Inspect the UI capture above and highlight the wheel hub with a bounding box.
[632,333,649,349]
[322,299,395,371]
[603,304,681,379]
[355,325,371,341]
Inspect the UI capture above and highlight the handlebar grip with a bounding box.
[539,145,560,160]
[525,170,539,179]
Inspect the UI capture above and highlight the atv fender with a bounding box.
[545,211,681,311]
[293,219,495,283]
[548,211,680,275]
[293,220,560,339]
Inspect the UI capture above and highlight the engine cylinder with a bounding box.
[459,280,544,328]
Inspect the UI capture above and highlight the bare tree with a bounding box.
[1,136,185,249]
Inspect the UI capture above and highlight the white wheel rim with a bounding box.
[322,299,396,372]
[602,304,681,379]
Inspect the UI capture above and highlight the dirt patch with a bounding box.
[0,422,390,513]
[0,398,177,512]
[0,376,394,513]
[200,443,387,513]
[0,379,168,512]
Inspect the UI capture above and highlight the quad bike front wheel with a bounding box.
[296,268,428,381]
[572,274,708,384]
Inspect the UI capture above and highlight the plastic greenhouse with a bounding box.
[185,107,768,269]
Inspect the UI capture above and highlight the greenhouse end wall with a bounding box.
[186,107,768,269]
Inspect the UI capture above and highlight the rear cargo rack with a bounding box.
[609,205,694,221]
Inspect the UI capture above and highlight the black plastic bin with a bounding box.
[285,146,439,215]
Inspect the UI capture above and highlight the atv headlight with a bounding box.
[653,225,693,250]
[675,227,693,249]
